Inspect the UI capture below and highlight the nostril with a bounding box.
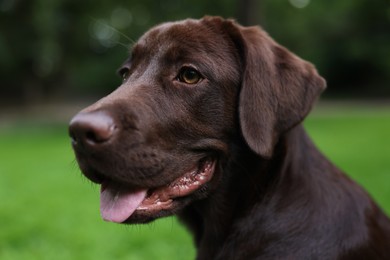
[69,111,116,147]
[85,130,97,143]
[69,130,78,144]
[85,125,115,144]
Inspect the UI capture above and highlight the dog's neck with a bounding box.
[179,124,320,258]
[180,124,379,259]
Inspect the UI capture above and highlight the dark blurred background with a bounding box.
[0,0,389,106]
[0,2,389,258]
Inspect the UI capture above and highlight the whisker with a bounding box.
[90,16,136,45]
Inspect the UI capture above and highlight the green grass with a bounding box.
[0,106,389,259]
[0,125,194,260]
[305,106,390,211]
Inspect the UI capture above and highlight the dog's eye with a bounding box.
[119,68,130,82]
[122,71,130,82]
[177,67,202,84]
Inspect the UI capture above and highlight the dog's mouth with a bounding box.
[99,158,216,223]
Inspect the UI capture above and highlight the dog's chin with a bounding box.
[97,158,216,224]
[124,194,198,224]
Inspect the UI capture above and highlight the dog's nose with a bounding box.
[69,111,116,147]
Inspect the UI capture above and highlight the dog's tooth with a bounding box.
[153,194,160,201]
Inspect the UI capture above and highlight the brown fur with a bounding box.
[69,17,390,259]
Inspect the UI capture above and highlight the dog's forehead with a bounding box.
[135,19,224,56]
[129,19,240,83]
[138,19,199,45]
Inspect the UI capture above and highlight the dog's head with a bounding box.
[69,16,325,224]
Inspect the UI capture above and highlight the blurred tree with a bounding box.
[261,0,390,97]
[0,0,236,103]
[237,0,264,25]
[0,0,388,104]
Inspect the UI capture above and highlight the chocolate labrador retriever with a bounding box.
[69,16,390,259]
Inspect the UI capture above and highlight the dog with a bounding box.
[69,16,390,259]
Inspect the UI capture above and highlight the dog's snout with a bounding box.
[69,111,116,147]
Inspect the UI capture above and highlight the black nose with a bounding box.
[69,111,116,147]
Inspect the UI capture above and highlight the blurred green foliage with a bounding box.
[263,0,390,98]
[0,0,389,103]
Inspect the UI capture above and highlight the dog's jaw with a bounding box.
[99,158,216,223]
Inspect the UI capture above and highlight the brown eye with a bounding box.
[119,68,130,82]
[178,67,202,84]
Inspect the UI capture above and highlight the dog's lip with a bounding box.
[100,158,216,223]
[137,158,215,210]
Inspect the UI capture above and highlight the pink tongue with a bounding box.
[100,182,147,223]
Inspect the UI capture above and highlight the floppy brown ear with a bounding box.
[236,25,326,158]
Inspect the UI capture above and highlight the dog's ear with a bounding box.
[232,24,326,158]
